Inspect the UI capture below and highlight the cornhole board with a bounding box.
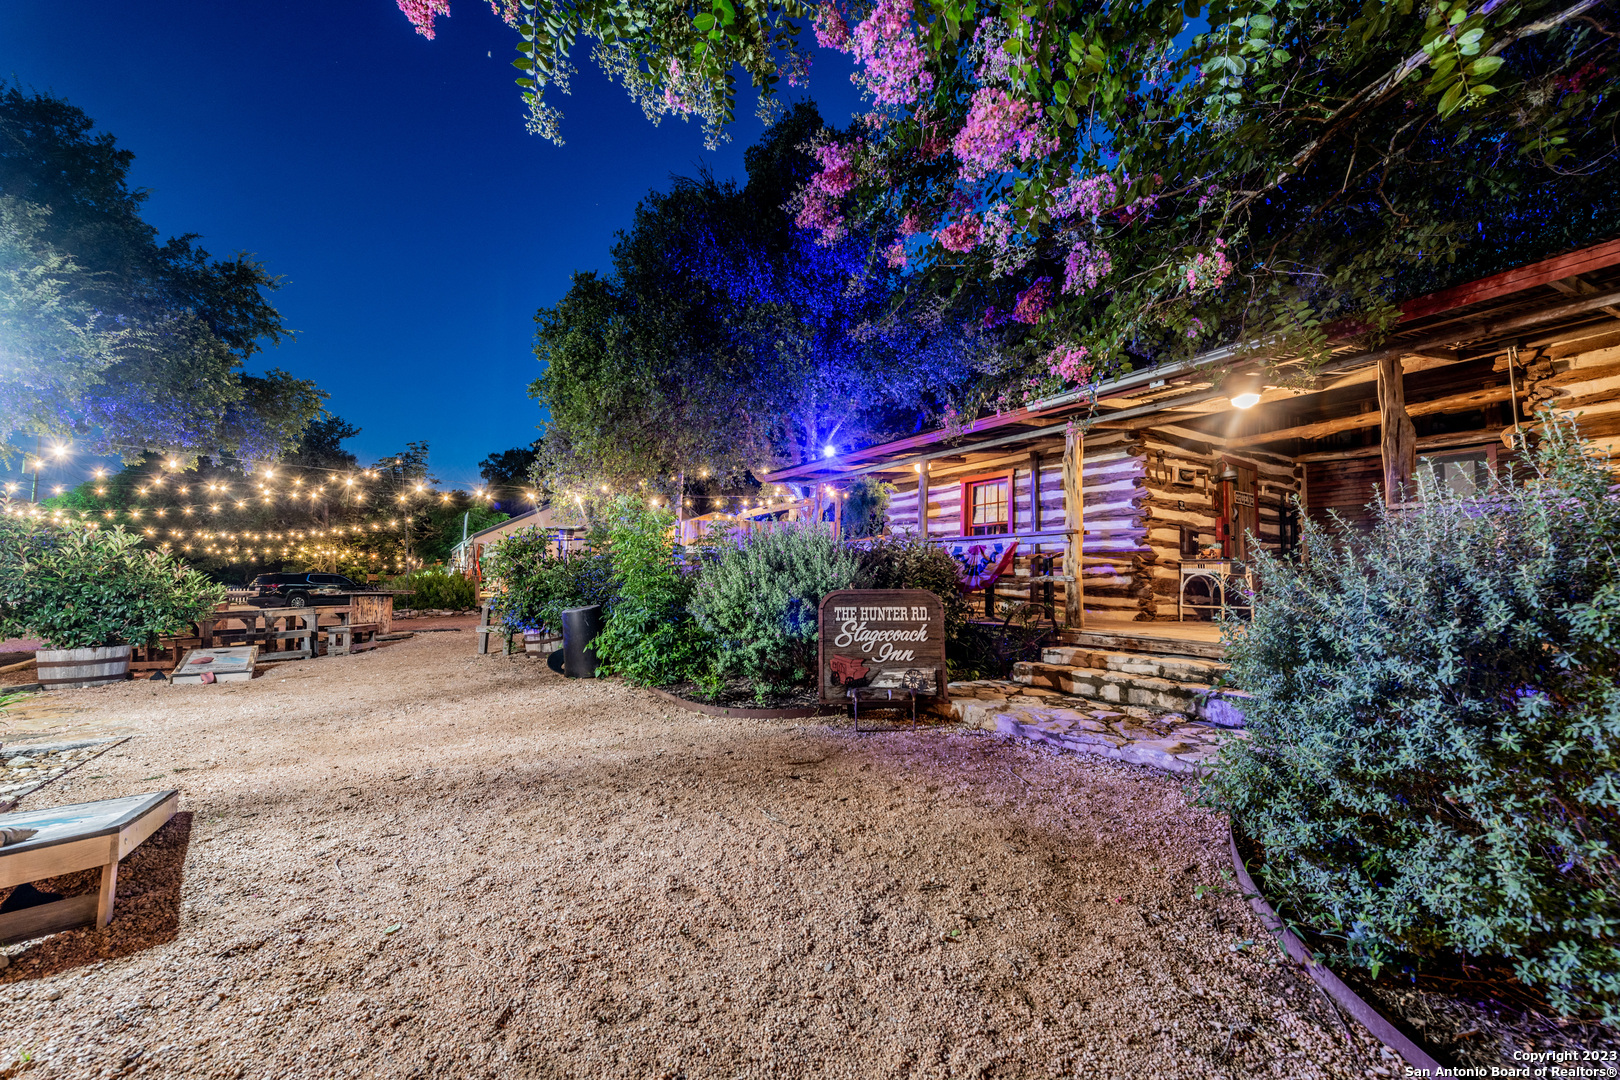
[0,790,178,944]
[171,646,257,684]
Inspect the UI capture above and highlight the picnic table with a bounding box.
[196,605,379,661]
[0,790,178,943]
[130,604,384,674]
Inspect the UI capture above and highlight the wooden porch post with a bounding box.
[917,463,930,539]
[1377,356,1417,505]
[1063,427,1083,628]
[1027,451,1042,533]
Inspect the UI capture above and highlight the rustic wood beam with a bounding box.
[1534,358,1620,390]
[1063,428,1084,628]
[1548,275,1620,320]
[916,463,930,540]
[1027,450,1043,533]
[1295,427,1509,462]
[1378,355,1418,505]
[1227,384,1514,448]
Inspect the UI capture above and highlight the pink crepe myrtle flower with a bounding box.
[794,140,863,244]
[936,215,981,253]
[1050,172,1117,221]
[847,0,933,106]
[1185,238,1234,292]
[1046,344,1092,385]
[884,239,908,268]
[664,58,697,115]
[971,20,1020,87]
[898,211,931,237]
[397,0,451,38]
[1187,317,1205,339]
[1011,277,1053,324]
[1063,241,1112,294]
[813,2,851,49]
[952,88,1055,181]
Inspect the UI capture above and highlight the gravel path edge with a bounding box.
[1228,826,1451,1072]
[641,684,846,719]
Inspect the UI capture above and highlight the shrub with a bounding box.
[483,524,615,635]
[392,566,479,611]
[1204,421,1620,1020]
[690,522,863,695]
[590,496,709,685]
[841,476,894,538]
[857,532,973,649]
[0,520,225,649]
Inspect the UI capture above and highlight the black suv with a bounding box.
[250,572,366,607]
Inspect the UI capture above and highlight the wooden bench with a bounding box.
[0,790,178,944]
[322,623,379,656]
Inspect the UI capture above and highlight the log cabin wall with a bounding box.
[1527,335,1620,457]
[882,429,1157,623]
[1138,429,1302,618]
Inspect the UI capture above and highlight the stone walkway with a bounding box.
[0,737,127,811]
[940,680,1244,775]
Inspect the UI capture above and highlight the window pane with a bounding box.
[1421,451,1489,497]
[971,480,1007,525]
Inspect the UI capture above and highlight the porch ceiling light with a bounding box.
[1228,373,1265,410]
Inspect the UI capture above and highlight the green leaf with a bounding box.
[694,12,716,30]
[1271,48,1290,62]
[1467,55,1502,78]
[1438,79,1466,115]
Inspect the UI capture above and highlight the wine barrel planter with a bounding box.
[34,645,133,690]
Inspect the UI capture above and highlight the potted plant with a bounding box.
[0,518,225,689]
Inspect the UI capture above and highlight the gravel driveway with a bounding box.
[0,632,1395,1079]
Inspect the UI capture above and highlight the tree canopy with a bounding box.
[409,0,1620,410]
[0,85,321,464]
[530,103,1000,499]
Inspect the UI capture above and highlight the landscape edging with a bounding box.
[643,685,843,720]
[1227,827,1450,1073]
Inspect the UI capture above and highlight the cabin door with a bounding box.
[1220,462,1259,560]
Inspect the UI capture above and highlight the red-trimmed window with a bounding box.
[961,473,1011,535]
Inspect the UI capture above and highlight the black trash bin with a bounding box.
[561,605,603,679]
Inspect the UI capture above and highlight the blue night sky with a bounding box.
[0,0,864,491]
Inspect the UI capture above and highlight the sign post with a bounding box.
[818,589,947,707]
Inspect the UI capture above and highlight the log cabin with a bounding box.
[761,238,1620,660]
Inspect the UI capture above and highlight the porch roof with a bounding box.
[762,238,1620,483]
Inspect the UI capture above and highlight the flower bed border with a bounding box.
[643,685,844,720]
[1227,827,1449,1072]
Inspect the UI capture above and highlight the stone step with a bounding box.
[1040,646,1227,686]
[937,684,1243,775]
[1010,662,1247,726]
[1060,627,1225,661]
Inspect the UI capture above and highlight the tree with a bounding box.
[0,86,320,462]
[407,1,1620,404]
[36,421,440,582]
[478,441,541,511]
[531,104,999,499]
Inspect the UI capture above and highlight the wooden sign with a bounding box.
[818,589,947,703]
